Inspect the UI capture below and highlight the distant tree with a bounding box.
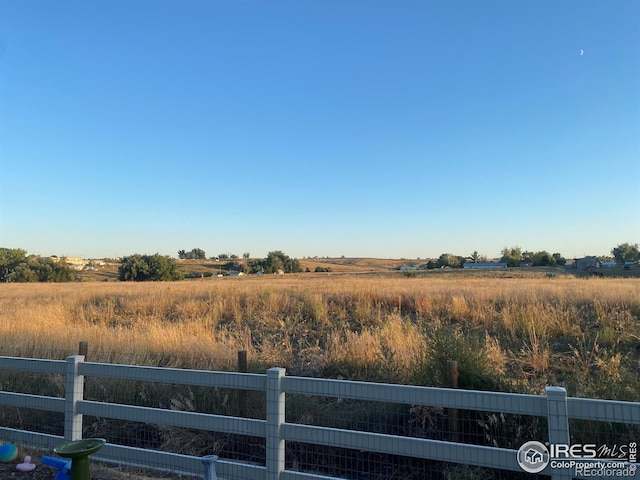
[38,258,74,282]
[470,251,481,263]
[179,248,206,260]
[118,254,149,281]
[146,254,184,280]
[435,254,450,268]
[531,250,555,267]
[435,253,461,268]
[218,253,229,260]
[1,250,74,282]
[552,253,566,266]
[189,248,207,260]
[0,247,27,282]
[9,262,39,282]
[119,254,183,281]
[242,252,250,259]
[611,243,640,263]
[265,251,284,273]
[28,257,75,282]
[426,260,436,269]
[230,254,238,259]
[500,246,522,267]
[223,261,241,272]
[246,259,265,274]
[248,251,302,274]
[315,266,332,272]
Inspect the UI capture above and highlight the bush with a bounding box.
[118,254,184,281]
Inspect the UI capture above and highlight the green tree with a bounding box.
[500,246,522,267]
[189,248,207,260]
[179,248,206,260]
[248,251,302,274]
[531,250,555,266]
[119,254,183,281]
[435,253,450,268]
[2,251,74,282]
[435,253,461,268]
[146,253,184,280]
[0,247,27,282]
[118,254,149,281]
[552,253,566,266]
[611,243,640,263]
[8,262,39,282]
[34,258,74,282]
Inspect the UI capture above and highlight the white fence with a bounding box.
[0,355,639,480]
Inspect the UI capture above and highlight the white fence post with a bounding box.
[546,386,572,480]
[65,354,85,441]
[266,367,286,480]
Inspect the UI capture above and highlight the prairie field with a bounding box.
[1,273,639,400]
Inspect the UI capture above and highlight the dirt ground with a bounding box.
[0,460,56,480]
[0,455,181,480]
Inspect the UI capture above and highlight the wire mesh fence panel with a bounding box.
[0,369,66,437]
[81,377,268,473]
[83,415,265,473]
[0,407,64,438]
[285,393,550,479]
[284,442,552,480]
[569,418,639,446]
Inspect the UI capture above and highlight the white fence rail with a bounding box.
[1,355,639,480]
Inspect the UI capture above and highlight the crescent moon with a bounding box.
[580,49,584,56]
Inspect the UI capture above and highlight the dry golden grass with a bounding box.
[1,274,638,398]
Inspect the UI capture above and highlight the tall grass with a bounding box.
[1,275,638,399]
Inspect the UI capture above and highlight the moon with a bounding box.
[580,49,584,56]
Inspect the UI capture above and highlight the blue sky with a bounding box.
[1,1,638,260]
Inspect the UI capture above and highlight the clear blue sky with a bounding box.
[1,1,638,260]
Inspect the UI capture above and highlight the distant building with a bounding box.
[46,256,85,266]
[399,264,418,271]
[520,258,534,267]
[463,262,507,269]
[575,256,600,270]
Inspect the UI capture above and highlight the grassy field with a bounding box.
[1,272,638,400]
[1,273,638,479]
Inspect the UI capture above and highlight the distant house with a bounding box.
[229,271,244,277]
[520,258,534,267]
[463,262,507,269]
[575,256,600,270]
[399,264,418,271]
[46,256,85,267]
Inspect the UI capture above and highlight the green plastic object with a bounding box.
[54,438,106,480]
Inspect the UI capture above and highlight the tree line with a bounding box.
[0,248,74,282]
[1,243,638,282]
